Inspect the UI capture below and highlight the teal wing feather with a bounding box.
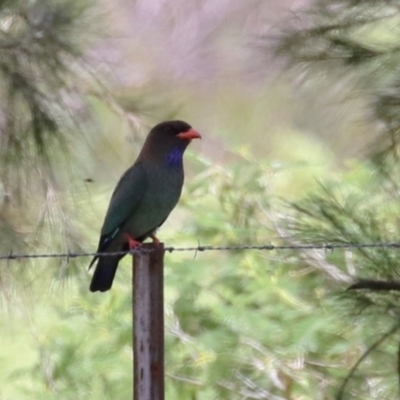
[89,162,147,270]
[101,162,147,236]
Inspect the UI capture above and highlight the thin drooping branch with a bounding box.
[336,324,400,400]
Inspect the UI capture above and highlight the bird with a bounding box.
[89,120,201,292]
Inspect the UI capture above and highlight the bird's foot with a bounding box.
[124,233,142,250]
[150,234,161,247]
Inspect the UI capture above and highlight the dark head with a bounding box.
[138,120,201,166]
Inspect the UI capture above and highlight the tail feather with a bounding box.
[89,255,121,292]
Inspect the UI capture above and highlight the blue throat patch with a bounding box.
[166,145,185,167]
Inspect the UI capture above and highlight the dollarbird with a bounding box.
[89,120,201,292]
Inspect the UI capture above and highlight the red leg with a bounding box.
[150,234,161,247]
[124,233,142,250]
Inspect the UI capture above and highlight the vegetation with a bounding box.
[1,0,400,399]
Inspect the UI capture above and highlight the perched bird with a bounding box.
[89,120,201,292]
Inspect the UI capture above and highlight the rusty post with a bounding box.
[133,243,165,400]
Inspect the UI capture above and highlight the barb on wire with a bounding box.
[0,241,399,261]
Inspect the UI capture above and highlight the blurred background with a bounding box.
[1,0,400,399]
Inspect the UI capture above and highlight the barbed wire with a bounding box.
[1,241,400,261]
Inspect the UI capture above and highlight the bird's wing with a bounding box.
[97,162,148,253]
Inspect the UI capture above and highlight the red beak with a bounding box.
[177,129,202,140]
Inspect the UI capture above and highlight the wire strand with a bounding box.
[1,241,400,261]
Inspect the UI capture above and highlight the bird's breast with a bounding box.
[124,165,184,238]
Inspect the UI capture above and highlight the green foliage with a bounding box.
[0,0,98,281]
[274,0,400,161]
[2,0,400,399]
[4,154,399,400]
[0,0,93,188]
[272,1,400,397]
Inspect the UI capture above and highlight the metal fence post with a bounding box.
[133,243,165,400]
